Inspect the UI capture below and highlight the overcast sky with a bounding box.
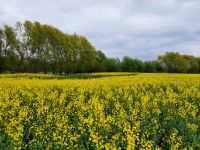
[0,0,200,60]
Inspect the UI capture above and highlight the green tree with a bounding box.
[144,61,157,73]
[15,21,33,72]
[104,58,120,72]
[121,56,144,72]
[95,50,107,72]
[183,55,199,73]
[158,52,189,73]
[78,36,97,73]
[0,28,5,73]
[2,25,19,73]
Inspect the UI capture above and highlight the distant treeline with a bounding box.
[0,21,200,74]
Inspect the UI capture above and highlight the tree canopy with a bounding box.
[0,21,97,74]
[0,21,200,74]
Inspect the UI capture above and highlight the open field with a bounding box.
[0,73,200,149]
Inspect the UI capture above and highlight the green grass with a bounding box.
[0,72,138,80]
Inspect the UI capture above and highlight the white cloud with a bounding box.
[0,0,200,60]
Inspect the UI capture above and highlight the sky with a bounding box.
[0,0,200,60]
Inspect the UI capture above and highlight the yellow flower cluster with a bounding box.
[0,73,199,149]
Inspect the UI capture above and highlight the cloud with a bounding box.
[0,0,200,60]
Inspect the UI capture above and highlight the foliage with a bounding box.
[0,21,200,74]
[103,58,121,72]
[0,21,97,74]
[121,57,144,72]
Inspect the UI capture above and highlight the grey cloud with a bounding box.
[0,0,200,60]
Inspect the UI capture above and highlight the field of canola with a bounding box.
[0,73,200,149]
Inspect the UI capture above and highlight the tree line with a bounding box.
[0,21,200,74]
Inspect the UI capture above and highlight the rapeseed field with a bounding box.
[0,73,199,149]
